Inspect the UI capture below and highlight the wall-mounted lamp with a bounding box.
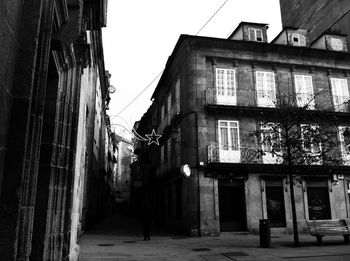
[108,85,116,93]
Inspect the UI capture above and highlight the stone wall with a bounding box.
[0,1,111,260]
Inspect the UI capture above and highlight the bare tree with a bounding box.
[254,90,345,246]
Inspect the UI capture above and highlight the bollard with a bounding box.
[259,219,271,248]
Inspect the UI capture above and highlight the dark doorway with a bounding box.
[307,180,331,220]
[218,179,246,231]
[265,180,286,227]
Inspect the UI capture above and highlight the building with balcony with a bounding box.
[135,22,350,236]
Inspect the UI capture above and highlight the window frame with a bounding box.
[330,37,344,51]
[338,126,350,165]
[300,124,322,155]
[248,28,263,42]
[331,77,350,112]
[255,71,276,108]
[294,74,315,109]
[218,120,240,151]
[215,68,237,105]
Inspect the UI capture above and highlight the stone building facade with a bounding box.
[135,22,350,236]
[279,0,350,49]
[0,0,113,260]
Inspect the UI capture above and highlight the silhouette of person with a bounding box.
[141,196,152,241]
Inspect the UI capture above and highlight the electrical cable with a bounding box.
[113,0,230,117]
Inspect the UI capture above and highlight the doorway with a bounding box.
[265,180,286,227]
[306,180,331,220]
[218,179,246,231]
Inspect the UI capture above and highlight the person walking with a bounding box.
[141,197,152,241]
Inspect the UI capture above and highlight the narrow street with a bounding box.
[79,215,350,261]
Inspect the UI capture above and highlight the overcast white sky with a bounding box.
[102,0,282,140]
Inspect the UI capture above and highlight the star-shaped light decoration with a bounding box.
[145,129,162,145]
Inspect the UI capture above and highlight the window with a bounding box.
[291,33,306,47]
[218,120,240,163]
[175,128,181,167]
[331,78,349,112]
[219,121,239,150]
[164,98,168,115]
[215,68,236,105]
[167,93,172,112]
[175,79,180,110]
[294,75,314,109]
[338,126,350,165]
[260,123,283,164]
[301,124,322,163]
[256,71,276,107]
[248,28,263,42]
[161,104,165,119]
[330,38,344,51]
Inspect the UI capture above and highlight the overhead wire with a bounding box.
[112,0,231,118]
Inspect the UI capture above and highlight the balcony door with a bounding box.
[294,74,314,109]
[218,120,240,163]
[256,71,276,107]
[331,78,350,112]
[216,68,236,105]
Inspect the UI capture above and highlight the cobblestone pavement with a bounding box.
[79,215,350,261]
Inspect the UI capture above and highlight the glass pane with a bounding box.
[230,127,238,150]
[216,69,225,95]
[219,121,228,127]
[229,121,237,128]
[220,127,228,150]
[249,28,255,41]
[226,70,235,96]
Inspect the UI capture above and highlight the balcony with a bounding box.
[333,95,350,112]
[206,88,276,108]
[295,93,315,109]
[208,143,286,165]
[208,144,260,164]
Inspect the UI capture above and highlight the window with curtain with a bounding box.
[219,121,239,151]
[331,78,349,112]
[215,68,236,105]
[294,74,314,109]
[256,71,276,107]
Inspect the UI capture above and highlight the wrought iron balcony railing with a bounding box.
[206,88,350,113]
[206,88,277,108]
[208,143,261,164]
[333,95,350,112]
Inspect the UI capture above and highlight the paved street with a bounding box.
[79,215,350,261]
